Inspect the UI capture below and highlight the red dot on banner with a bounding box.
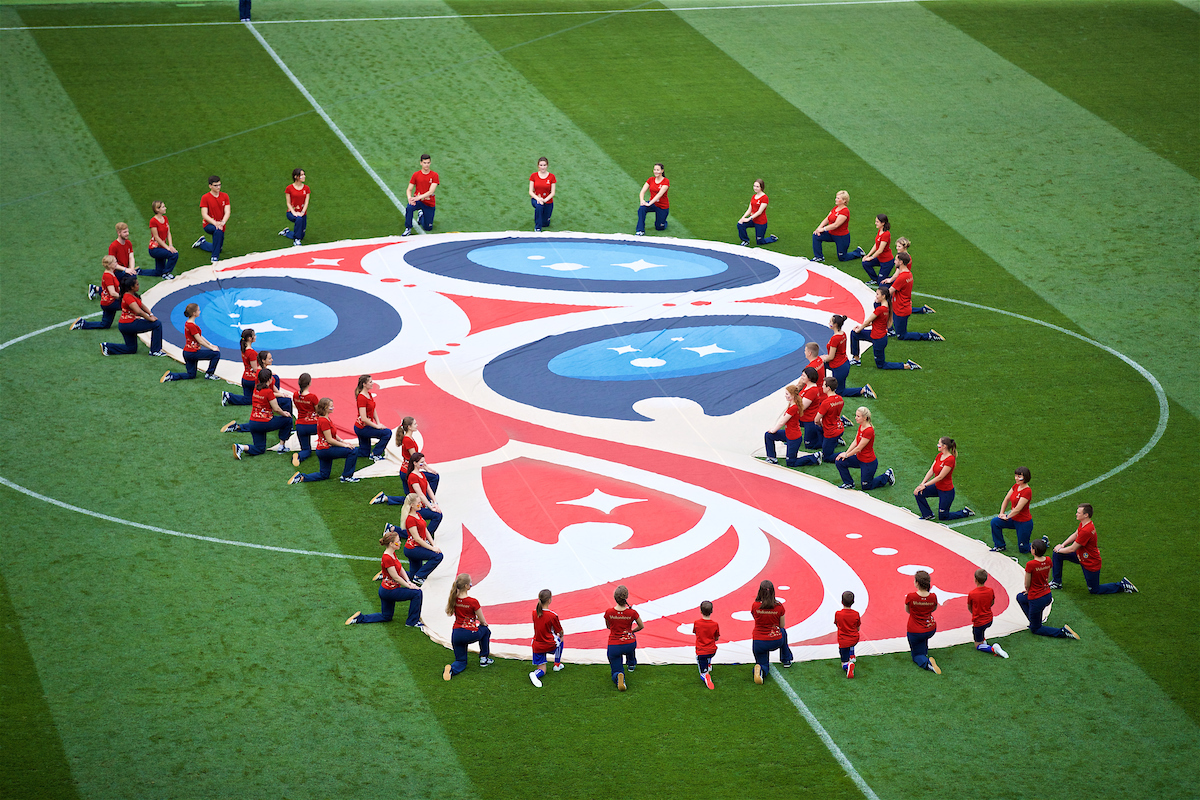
[403,284,417,288]
[428,350,450,356]
[663,303,676,307]
[380,278,401,283]
[691,301,712,306]
[447,343,460,347]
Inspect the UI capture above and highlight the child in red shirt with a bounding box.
[967,569,1008,658]
[528,589,565,688]
[834,591,861,678]
[692,600,720,690]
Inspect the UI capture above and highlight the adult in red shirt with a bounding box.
[193,175,231,263]
[443,573,494,680]
[1016,540,1080,639]
[692,600,719,689]
[736,178,778,246]
[763,384,808,467]
[812,190,862,263]
[222,329,258,407]
[161,302,220,381]
[795,376,845,466]
[143,201,179,278]
[354,373,393,462]
[905,570,941,673]
[635,163,670,235]
[279,168,310,245]
[221,350,290,427]
[403,155,438,235]
[822,315,875,399]
[399,453,443,534]
[604,585,644,691]
[75,255,123,330]
[529,157,556,232]
[990,466,1035,553]
[913,436,974,521]
[834,406,895,491]
[100,279,165,357]
[1051,504,1137,595]
[345,527,424,628]
[232,368,293,459]
[529,589,565,687]
[289,373,319,465]
[881,252,943,342]
[803,341,827,387]
[750,580,792,684]
[834,590,861,678]
[967,568,1008,658]
[289,398,359,483]
[393,493,443,585]
[860,213,895,284]
[850,287,920,371]
[108,222,137,276]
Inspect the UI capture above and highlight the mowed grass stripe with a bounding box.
[672,0,1200,418]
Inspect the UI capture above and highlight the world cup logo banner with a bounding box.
[144,232,1027,664]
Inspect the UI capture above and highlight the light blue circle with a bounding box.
[171,289,338,350]
[548,325,807,381]
[467,242,727,282]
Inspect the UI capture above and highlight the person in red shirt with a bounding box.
[221,350,290,427]
[222,329,258,407]
[905,570,942,673]
[443,573,494,680]
[1016,540,1080,639]
[288,398,360,483]
[881,252,942,342]
[750,580,792,684]
[811,190,862,263]
[822,315,875,399]
[400,453,443,533]
[795,367,825,451]
[403,155,439,236]
[850,287,920,371]
[802,341,827,387]
[794,376,846,466]
[529,589,565,688]
[75,255,124,330]
[692,600,720,690]
[990,466,1036,553]
[160,302,220,381]
[860,213,895,284]
[834,590,861,678]
[288,373,319,466]
[141,201,179,279]
[345,527,423,628]
[635,163,670,235]
[1050,504,1138,595]
[100,279,166,357]
[913,437,974,521]
[736,178,778,246]
[108,222,138,276]
[369,426,440,507]
[763,384,809,467]
[278,168,310,245]
[834,407,895,491]
[967,569,1008,658]
[232,368,294,459]
[354,374,393,462]
[397,416,422,464]
[529,157,556,232]
[193,175,231,263]
[388,493,443,585]
[604,585,644,691]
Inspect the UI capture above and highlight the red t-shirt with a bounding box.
[183,320,202,352]
[109,238,134,268]
[807,356,826,386]
[1009,483,1033,522]
[453,596,481,630]
[100,271,121,307]
[530,172,556,203]
[118,292,141,324]
[783,404,802,440]
[870,304,891,338]
[853,425,877,463]
[645,176,670,209]
[200,191,230,228]
[532,609,564,653]
[834,608,861,648]
[241,347,259,383]
[749,193,768,225]
[750,600,785,640]
[403,513,428,549]
[250,386,276,422]
[967,585,995,627]
[799,384,822,423]
[874,229,893,261]
[356,392,377,425]
[148,216,170,250]
[693,618,719,655]
[315,416,334,450]
[817,393,845,438]
[285,183,310,214]
[826,205,849,236]
[401,435,419,462]
[891,270,914,316]
[410,170,439,206]
[380,552,403,590]
[827,332,848,369]
[1026,557,1053,599]
[408,470,431,500]
[933,453,955,491]
[604,606,641,645]
[1074,521,1102,572]
[294,391,318,425]
[905,591,938,633]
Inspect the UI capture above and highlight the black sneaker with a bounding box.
[192,236,206,249]
[88,284,100,300]
[989,545,1007,552]
[1048,581,1062,590]
[340,476,361,483]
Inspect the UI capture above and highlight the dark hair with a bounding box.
[407,452,425,474]
[255,368,274,390]
[538,156,549,166]
[939,436,957,455]
[824,376,839,391]
[755,579,776,609]
[1032,539,1048,556]
[118,272,138,296]
[400,417,415,438]
[239,329,255,353]
[613,585,629,606]
[914,570,931,591]
[1015,466,1031,483]
[292,167,304,180]
[896,252,912,267]
[257,351,271,368]
[831,314,847,331]
[420,154,431,162]
[877,285,893,310]
[754,178,766,191]
[802,366,819,384]
[185,302,199,317]
[876,213,890,231]
[208,175,220,185]
[655,162,665,176]
[974,568,988,584]
[536,589,552,617]
[700,600,713,616]
[355,374,372,395]
[1078,503,1094,517]
[298,372,311,393]
[841,591,855,607]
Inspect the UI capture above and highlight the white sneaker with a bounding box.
[553,663,565,672]
[992,643,1009,659]
[529,670,542,688]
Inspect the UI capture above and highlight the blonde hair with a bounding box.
[115,222,129,233]
[857,406,871,423]
[101,255,118,271]
[151,200,166,215]
[398,493,421,527]
[446,573,472,615]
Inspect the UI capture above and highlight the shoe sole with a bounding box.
[928,657,941,675]
[345,612,360,625]
[1064,625,1080,640]
[616,673,626,691]
[443,665,453,681]
[753,665,764,685]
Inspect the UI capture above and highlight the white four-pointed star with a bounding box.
[792,294,833,304]
[557,489,648,515]
[231,319,293,333]
[374,376,418,389]
[611,258,666,272]
[308,257,344,266]
[609,345,640,355]
[683,343,733,357]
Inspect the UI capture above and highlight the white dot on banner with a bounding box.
[778,585,791,591]
[872,547,898,556]
[897,564,935,575]
[676,623,693,635]
[527,255,545,260]
[630,357,666,368]
[293,314,308,319]
[228,313,240,318]
[846,533,863,539]
[731,610,754,621]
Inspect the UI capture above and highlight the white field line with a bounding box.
[776,676,882,800]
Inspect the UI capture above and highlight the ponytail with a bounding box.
[298,372,311,393]
[536,589,552,618]
[831,314,847,331]
[240,328,255,353]
[355,374,372,395]
[940,436,957,455]
[255,368,273,390]
[446,573,472,616]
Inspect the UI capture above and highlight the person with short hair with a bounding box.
[905,570,941,673]
[443,573,494,680]
[835,590,861,678]
[990,467,1035,553]
[74,256,123,330]
[160,303,220,381]
[100,278,166,357]
[736,178,778,246]
[635,163,670,235]
[345,528,423,628]
[835,406,896,491]
[692,600,719,690]
[288,398,359,483]
[1050,504,1138,594]
[108,222,137,276]
[529,157,556,232]
[750,580,792,684]
[143,201,179,278]
[354,374,392,463]
[529,589,565,688]
[1017,540,1080,639]
[822,315,874,399]
[604,585,643,691]
[860,213,895,284]
[232,368,293,460]
[811,190,861,263]
[403,156,438,236]
[278,168,310,245]
[913,437,974,521]
[967,569,1008,658]
[193,175,230,263]
[802,376,848,466]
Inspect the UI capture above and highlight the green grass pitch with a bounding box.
[1,1,1198,798]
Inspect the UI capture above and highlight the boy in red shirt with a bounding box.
[1016,540,1080,639]
[834,591,861,678]
[1050,504,1137,595]
[967,569,1008,658]
[403,154,439,235]
[194,175,231,263]
[692,600,720,690]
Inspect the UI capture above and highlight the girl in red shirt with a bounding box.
[904,570,942,673]
[763,384,809,467]
[160,302,220,381]
[529,589,565,688]
[635,163,670,235]
[290,373,319,466]
[222,328,258,407]
[354,374,393,462]
[232,368,293,459]
[444,573,493,680]
[834,407,895,491]
[77,255,124,331]
[278,168,309,245]
[989,466,1035,553]
[736,178,778,246]
[391,492,443,585]
[860,213,895,284]
[811,189,859,262]
[750,580,792,684]
[144,200,179,278]
[1016,540,1080,639]
[850,287,920,371]
[604,585,644,691]
[913,437,975,521]
[529,157,556,232]
[822,315,875,399]
[100,278,165,357]
[345,527,423,628]
[289,398,360,483]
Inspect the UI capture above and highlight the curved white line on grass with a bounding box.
[910,292,1170,528]
[776,677,881,800]
[0,312,98,350]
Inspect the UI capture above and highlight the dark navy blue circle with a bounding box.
[483,315,831,420]
[405,236,780,293]
[150,277,402,366]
